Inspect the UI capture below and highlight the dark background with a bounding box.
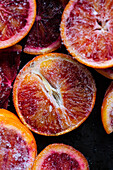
[8,44,113,170]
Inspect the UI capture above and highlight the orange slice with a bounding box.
[32,143,89,170]
[101,81,113,134]
[61,0,113,68]
[13,53,96,136]
[96,67,113,79]
[23,0,68,55]
[0,0,36,49]
[0,109,37,169]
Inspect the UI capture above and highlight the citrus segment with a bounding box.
[13,53,96,136]
[101,81,113,134]
[32,143,89,170]
[0,0,36,49]
[96,67,113,79]
[0,45,22,108]
[61,0,113,68]
[0,109,37,169]
[23,0,68,55]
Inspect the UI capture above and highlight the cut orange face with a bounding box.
[61,0,113,68]
[101,81,113,134]
[32,143,89,170]
[0,0,36,49]
[13,53,96,136]
[23,0,68,55]
[0,109,37,169]
[96,67,113,79]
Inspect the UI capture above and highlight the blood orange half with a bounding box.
[0,45,22,108]
[61,0,113,68]
[96,67,113,79]
[13,53,96,136]
[32,143,89,170]
[101,81,113,134]
[0,109,37,169]
[23,0,68,55]
[0,0,36,49]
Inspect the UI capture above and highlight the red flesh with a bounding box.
[0,0,29,41]
[0,46,21,108]
[41,152,80,170]
[0,126,30,170]
[24,0,65,50]
[16,56,96,135]
[62,0,113,67]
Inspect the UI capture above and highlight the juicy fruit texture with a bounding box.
[0,45,22,108]
[61,0,113,68]
[96,67,113,79]
[0,127,30,169]
[13,53,96,136]
[23,0,68,55]
[0,0,36,49]
[0,109,37,169]
[41,153,80,169]
[101,81,113,134]
[32,143,89,170]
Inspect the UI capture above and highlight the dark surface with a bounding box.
[8,44,113,170]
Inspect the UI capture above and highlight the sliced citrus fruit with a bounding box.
[61,0,113,68]
[0,45,22,108]
[96,67,113,79]
[0,109,37,169]
[32,143,89,170]
[101,81,113,134]
[13,53,96,136]
[23,0,68,55]
[0,0,36,49]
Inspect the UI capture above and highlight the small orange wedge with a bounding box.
[101,82,113,134]
[96,68,113,79]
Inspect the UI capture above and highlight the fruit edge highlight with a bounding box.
[101,81,113,134]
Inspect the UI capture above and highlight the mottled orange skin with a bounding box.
[0,109,20,122]
[32,144,89,170]
[101,81,113,134]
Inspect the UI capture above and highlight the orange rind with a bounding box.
[101,81,113,134]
